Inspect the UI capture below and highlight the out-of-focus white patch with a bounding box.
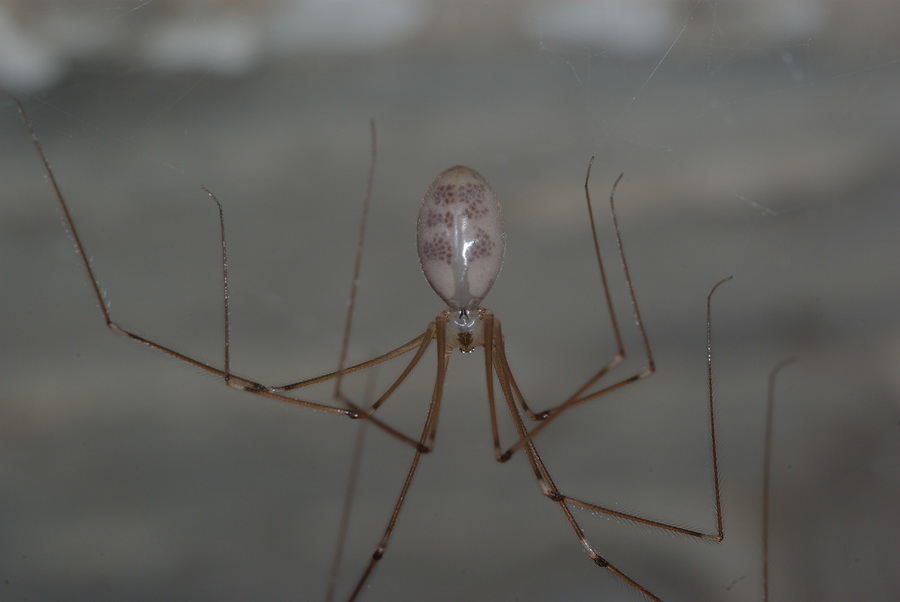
[140,7,264,75]
[0,4,63,92]
[526,0,676,58]
[0,0,832,90]
[752,0,828,40]
[525,0,829,57]
[0,0,432,88]
[269,0,430,54]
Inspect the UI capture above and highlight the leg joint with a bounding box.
[545,490,564,503]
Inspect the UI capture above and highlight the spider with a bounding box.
[11,94,730,601]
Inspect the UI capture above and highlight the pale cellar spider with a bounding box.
[12,95,731,601]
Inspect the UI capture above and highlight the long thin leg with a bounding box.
[485,320,665,600]
[515,163,655,426]
[346,316,452,601]
[762,357,797,602]
[272,332,428,392]
[328,366,384,602]
[9,93,428,451]
[333,119,377,400]
[324,173,439,595]
[327,418,369,602]
[327,120,378,601]
[197,117,429,445]
[487,279,731,600]
[500,171,725,459]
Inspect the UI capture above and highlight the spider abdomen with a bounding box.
[416,166,505,311]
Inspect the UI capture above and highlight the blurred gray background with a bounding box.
[1,2,897,601]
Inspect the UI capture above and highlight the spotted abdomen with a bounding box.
[416,166,505,311]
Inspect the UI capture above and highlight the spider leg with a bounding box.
[517,164,655,426]
[12,93,429,451]
[485,281,731,599]
[524,445,667,602]
[494,158,732,458]
[486,323,665,600]
[345,316,451,601]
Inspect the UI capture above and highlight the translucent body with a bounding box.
[13,86,731,601]
[416,166,505,313]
